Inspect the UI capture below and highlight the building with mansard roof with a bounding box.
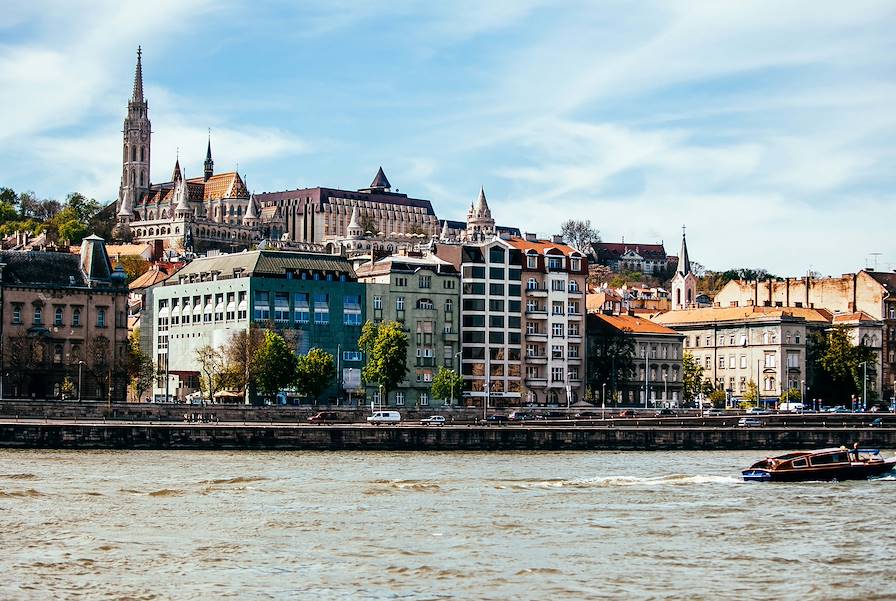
[114,48,262,253]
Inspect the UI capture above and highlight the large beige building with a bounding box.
[653,306,833,406]
[714,271,895,401]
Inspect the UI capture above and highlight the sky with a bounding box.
[1,0,894,276]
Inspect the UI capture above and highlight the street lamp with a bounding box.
[77,360,84,402]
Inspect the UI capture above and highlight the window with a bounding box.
[489,246,505,263]
[417,298,435,310]
[373,296,382,310]
[568,323,580,337]
[704,356,711,368]
[765,354,776,368]
[344,295,362,326]
[526,299,538,312]
[489,283,504,296]
[489,267,504,280]
[551,280,565,291]
[570,258,581,271]
[527,278,538,290]
[33,305,43,325]
[72,307,81,327]
[527,255,537,268]
[551,344,563,359]
[740,355,747,369]
[728,355,736,369]
[418,276,431,289]
[294,293,310,323]
[568,301,579,314]
[552,323,564,337]
[11,304,22,324]
[551,367,564,381]
[547,257,562,270]
[526,322,539,335]
[568,344,579,358]
[551,301,564,315]
[54,307,64,326]
[97,308,106,328]
[314,293,329,324]
[419,392,429,406]
[254,291,270,321]
[394,277,407,287]
[272,292,289,322]
[443,279,456,290]
[444,299,453,313]
[795,333,801,344]
[395,391,405,406]
[787,352,800,368]
[719,357,725,369]
[569,367,579,381]
[396,296,405,311]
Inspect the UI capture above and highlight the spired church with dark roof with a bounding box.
[114,48,263,253]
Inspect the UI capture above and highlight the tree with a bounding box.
[560,219,600,251]
[359,213,378,235]
[223,324,266,397]
[813,325,877,405]
[61,377,76,400]
[587,264,613,287]
[681,352,705,405]
[586,324,636,405]
[431,368,463,403]
[742,380,758,406]
[358,320,409,400]
[0,201,16,222]
[708,389,727,408]
[294,347,336,402]
[64,192,101,223]
[126,328,155,402]
[118,256,151,283]
[252,331,298,404]
[196,345,227,401]
[779,388,802,403]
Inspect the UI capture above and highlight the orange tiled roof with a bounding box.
[832,311,878,323]
[653,305,833,326]
[186,172,248,200]
[506,237,583,256]
[129,265,180,290]
[592,312,682,335]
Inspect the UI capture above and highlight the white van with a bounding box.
[367,411,401,425]
[779,402,805,413]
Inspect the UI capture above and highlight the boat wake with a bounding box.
[501,474,742,489]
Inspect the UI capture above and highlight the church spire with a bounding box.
[677,225,691,276]
[172,157,182,183]
[132,46,144,102]
[204,132,214,182]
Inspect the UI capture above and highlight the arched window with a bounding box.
[527,278,538,291]
[676,289,682,306]
[72,307,81,327]
[139,171,144,186]
[131,146,136,161]
[54,306,63,326]
[140,146,145,162]
[687,289,693,304]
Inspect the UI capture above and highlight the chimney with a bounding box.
[551,234,563,244]
[524,232,537,242]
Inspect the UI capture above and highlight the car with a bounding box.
[826,406,849,413]
[737,417,764,427]
[618,409,637,417]
[703,408,726,417]
[575,411,599,418]
[870,418,885,428]
[655,409,676,417]
[508,411,535,421]
[308,411,347,424]
[482,414,509,424]
[746,408,772,415]
[420,415,446,426]
[367,411,401,425]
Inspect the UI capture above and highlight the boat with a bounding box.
[742,447,896,482]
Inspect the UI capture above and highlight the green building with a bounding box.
[355,254,461,407]
[152,250,364,403]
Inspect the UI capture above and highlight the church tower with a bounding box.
[204,135,214,182]
[671,226,697,310]
[466,186,495,241]
[117,47,151,224]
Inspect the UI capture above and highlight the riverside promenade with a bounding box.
[1,401,893,451]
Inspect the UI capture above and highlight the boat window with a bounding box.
[810,453,849,465]
[792,458,807,468]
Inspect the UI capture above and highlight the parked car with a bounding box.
[655,409,676,417]
[737,417,764,427]
[746,408,772,415]
[367,411,401,425]
[308,411,348,424]
[508,411,536,421]
[575,411,599,418]
[826,406,849,413]
[420,415,446,426]
[703,408,726,417]
[870,418,885,428]
[618,409,637,417]
[482,414,509,424]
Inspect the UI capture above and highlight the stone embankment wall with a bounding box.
[1,422,894,451]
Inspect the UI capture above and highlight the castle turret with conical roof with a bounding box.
[465,186,496,241]
[242,193,259,226]
[347,203,363,239]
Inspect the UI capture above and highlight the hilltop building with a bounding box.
[114,48,261,252]
[589,240,675,275]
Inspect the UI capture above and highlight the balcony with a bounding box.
[442,331,459,342]
[567,311,583,320]
[525,310,548,320]
[525,286,548,298]
[524,378,548,388]
[567,334,583,343]
[567,289,585,297]
[567,355,582,364]
[525,354,547,364]
[525,332,548,341]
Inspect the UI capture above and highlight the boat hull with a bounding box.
[743,459,896,482]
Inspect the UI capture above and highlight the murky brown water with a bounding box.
[1,450,894,600]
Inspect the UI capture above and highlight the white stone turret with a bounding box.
[347,203,363,239]
[465,186,496,241]
[174,175,190,219]
[243,193,259,226]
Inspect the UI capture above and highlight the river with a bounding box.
[1,449,894,600]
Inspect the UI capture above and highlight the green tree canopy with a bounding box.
[681,352,705,404]
[586,323,635,403]
[252,331,298,403]
[431,368,463,403]
[295,347,336,401]
[358,320,409,398]
[810,326,877,405]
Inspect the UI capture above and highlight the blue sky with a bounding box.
[1,1,894,275]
